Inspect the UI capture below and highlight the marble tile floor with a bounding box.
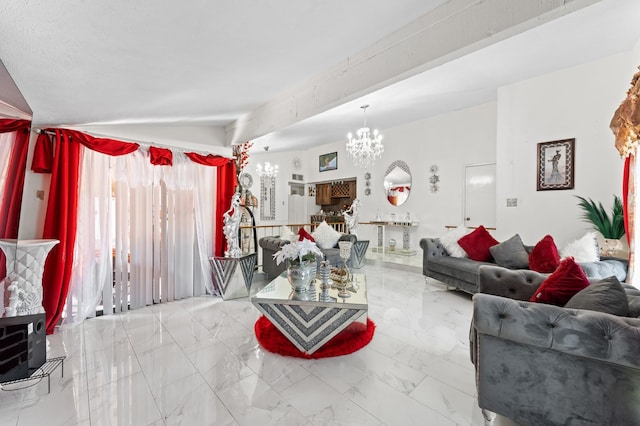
[0,264,521,426]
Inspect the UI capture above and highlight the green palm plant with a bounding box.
[575,195,625,239]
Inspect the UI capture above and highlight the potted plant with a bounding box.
[273,239,324,292]
[575,195,625,255]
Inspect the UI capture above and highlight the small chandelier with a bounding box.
[346,104,384,169]
[256,162,279,178]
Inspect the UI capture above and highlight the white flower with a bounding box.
[273,239,324,265]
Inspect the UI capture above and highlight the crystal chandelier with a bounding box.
[346,104,384,169]
[256,162,279,178]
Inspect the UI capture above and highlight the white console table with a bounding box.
[361,221,418,256]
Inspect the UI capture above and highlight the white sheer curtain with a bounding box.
[64,146,217,325]
[193,162,216,295]
[64,148,114,325]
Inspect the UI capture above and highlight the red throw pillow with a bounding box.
[529,257,589,306]
[298,228,315,242]
[457,225,499,262]
[529,235,560,273]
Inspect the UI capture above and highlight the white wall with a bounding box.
[275,102,498,252]
[241,149,309,227]
[496,51,636,247]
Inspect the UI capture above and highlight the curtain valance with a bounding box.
[32,128,232,173]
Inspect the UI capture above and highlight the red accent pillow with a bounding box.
[529,235,560,273]
[457,225,499,262]
[298,228,315,242]
[529,257,589,306]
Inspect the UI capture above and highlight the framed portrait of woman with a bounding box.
[536,139,575,191]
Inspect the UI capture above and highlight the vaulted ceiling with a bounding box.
[1,0,639,152]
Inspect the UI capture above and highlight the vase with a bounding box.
[0,239,59,317]
[601,238,623,257]
[287,261,314,292]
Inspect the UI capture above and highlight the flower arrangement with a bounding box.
[273,239,324,266]
[233,141,253,172]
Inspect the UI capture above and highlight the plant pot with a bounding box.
[601,238,623,257]
[287,261,314,292]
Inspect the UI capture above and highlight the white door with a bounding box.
[288,194,306,224]
[464,163,496,228]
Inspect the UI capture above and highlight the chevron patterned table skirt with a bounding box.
[209,253,257,300]
[251,274,367,355]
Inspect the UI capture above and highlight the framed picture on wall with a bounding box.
[536,138,575,191]
[319,152,338,172]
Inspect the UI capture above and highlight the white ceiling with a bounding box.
[1,0,639,153]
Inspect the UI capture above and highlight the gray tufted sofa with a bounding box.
[471,265,640,425]
[420,237,628,295]
[259,234,357,280]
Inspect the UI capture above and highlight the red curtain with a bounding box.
[623,155,631,245]
[41,129,139,334]
[149,146,173,166]
[187,151,235,256]
[39,128,235,333]
[41,130,81,334]
[215,161,237,256]
[0,119,30,281]
[31,132,54,173]
[185,152,230,166]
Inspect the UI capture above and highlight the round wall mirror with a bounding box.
[384,160,411,206]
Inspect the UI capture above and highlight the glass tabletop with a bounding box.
[252,273,367,307]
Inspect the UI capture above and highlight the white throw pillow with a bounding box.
[312,221,342,249]
[439,225,469,258]
[279,226,295,241]
[561,232,600,263]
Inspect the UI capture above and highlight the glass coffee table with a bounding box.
[251,273,367,355]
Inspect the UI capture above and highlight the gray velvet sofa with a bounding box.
[471,265,640,425]
[259,234,357,280]
[420,237,628,295]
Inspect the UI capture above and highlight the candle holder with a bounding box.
[337,241,353,298]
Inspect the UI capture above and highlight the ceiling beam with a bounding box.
[226,0,601,146]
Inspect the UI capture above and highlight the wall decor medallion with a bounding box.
[364,172,372,195]
[536,139,575,191]
[239,172,253,190]
[429,164,440,193]
[292,157,302,170]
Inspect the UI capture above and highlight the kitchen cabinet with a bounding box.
[316,183,332,205]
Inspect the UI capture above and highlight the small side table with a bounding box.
[351,240,369,269]
[209,253,257,300]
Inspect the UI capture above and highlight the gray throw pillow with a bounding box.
[489,234,529,269]
[565,276,629,316]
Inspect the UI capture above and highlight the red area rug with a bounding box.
[254,315,375,359]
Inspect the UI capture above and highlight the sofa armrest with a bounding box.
[472,293,640,369]
[258,236,290,251]
[478,265,547,301]
[420,238,448,276]
[420,238,447,258]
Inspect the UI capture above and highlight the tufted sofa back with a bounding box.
[473,293,640,370]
